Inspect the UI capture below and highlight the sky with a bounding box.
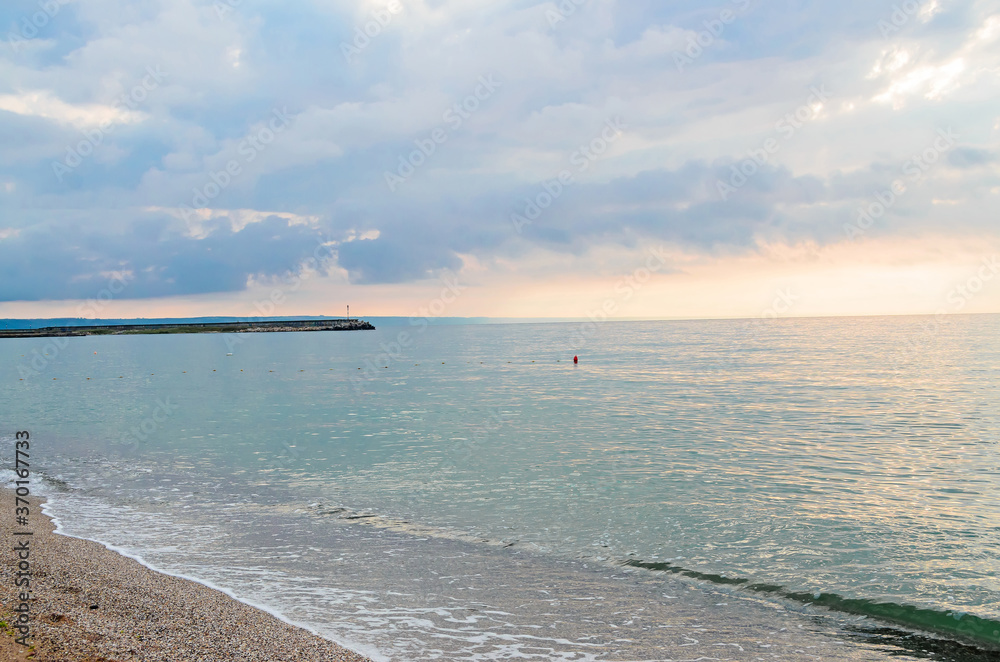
[0,0,998,321]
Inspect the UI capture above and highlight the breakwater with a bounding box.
[0,319,375,338]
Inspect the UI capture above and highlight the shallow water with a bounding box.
[2,316,999,659]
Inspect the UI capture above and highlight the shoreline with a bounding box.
[0,488,374,661]
[4,490,998,661]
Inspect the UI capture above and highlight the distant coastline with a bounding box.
[0,318,375,338]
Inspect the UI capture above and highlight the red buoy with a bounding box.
[573,355,578,364]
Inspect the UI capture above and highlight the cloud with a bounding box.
[948,147,997,167]
[0,213,330,301]
[336,234,463,284]
[0,90,143,128]
[1,0,999,305]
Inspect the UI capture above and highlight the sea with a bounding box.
[2,316,999,661]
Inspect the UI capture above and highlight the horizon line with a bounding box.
[3,311,998,326]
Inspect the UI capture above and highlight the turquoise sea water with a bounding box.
[2,316,999,660]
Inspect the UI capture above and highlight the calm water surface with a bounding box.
[2,316,999,660]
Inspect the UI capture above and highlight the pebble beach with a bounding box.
[0,488,373,662]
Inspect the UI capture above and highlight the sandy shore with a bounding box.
[0,488,374,661]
